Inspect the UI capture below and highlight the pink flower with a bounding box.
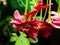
[34,0,52,10]
[39,22,52,38]
[50,11,58,19]
[10,10,24,28]
[50,18,60,29]
[49,11,60,29]
[10,10,24,24]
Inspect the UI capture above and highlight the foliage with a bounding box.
[10,32,30,45]
[55,0,59,4]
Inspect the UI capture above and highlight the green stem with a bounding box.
[24,0,28,14]
[40,9,42,21]
[36,0,39,4]
[57,0,60,17]
[48,0,51,23]
[43,0,48,21]
[24,0,28,22]
[32,0,36,10]
[33,11,38,19]
[32,0,38,19]
[32,0,36,6]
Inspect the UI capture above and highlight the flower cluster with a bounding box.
[10,0,55,40]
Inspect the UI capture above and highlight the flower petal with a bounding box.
[35,4,52,10]
[24,10,37,18]
[13,24,17,28]
[10,19,22,24]
[50,22,60,29]
[14,10,23,21]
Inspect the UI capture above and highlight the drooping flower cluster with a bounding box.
[10,0,53,40]
[11,10,52,40]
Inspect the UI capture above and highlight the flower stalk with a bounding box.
[24,0,28,22]
[43,0,48,21]
[24,0,28,14]
[48,0,51,23]
[57,0,60,17]
[32,0,38,19]
[40,9,42,21]
[32,0,36,6]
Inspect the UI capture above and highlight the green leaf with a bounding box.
[10,0,25,14]
[10,32,30,45]
[0,20,5,27]
[15,38,22,45]
[10,33,18,42]
[55,0,59,4]
[55,0,60,7]
[20,32,27,37]
[5,16,13,21]
[12,33,17,36]
[3,26,10,36]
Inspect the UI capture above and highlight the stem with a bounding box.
[36,0,39,4]
[24,0,28,14]
[48,0,51,23]
[32,0,36,6]
[33,11,38,19]
[24,0,28,22]
[43,0,48,21]
[40,9,42,21]
[57,0,60,17]
[32,0,36,10]
[32,0,38,19]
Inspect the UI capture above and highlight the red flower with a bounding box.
[24,24,38,40]
[39,22,52,38]
[11,12,39,40]
[34,0,52,10]
[22,20,40,40]
[24,10,37,18]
